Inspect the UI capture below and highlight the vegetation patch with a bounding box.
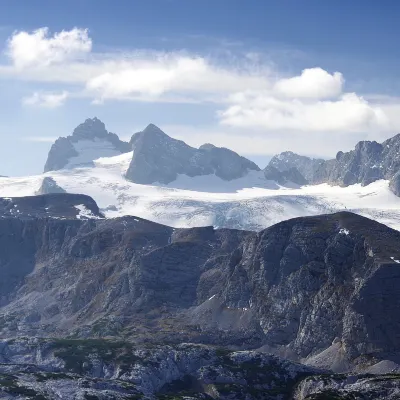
[51,338,141,374]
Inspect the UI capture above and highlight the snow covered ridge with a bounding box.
[1,159,400,231]
[4,116,400,230]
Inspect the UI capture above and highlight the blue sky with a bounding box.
[1,0,400,175]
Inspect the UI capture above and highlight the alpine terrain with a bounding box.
[1,118,400,232]
[0,118,399,398]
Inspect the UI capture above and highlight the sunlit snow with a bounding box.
[1,150,400,231]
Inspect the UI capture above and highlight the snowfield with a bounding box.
[1,151,400,231]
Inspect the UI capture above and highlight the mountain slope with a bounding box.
[2,155,400,231]
[269,133,400,191]
[0,201,400,372]
[126,123,260,184]
[44,117,131,172]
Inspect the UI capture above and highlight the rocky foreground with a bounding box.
[0,193,399,398]
[0,338,398,399]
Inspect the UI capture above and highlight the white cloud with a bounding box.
[22,91,68,108]
[219,91,389,133]
[274,67,343,99]
[86,55,272,101]
[1,27,399,139]
[7,27,91,68]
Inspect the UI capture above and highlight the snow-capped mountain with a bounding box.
[126,123,260,184]
[270,134,400,190]
[2,118,400,231]
[44,117,131,172]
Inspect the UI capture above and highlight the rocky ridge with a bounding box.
[269,134,400,195]
[44,117,131,172]
[126,124,260,184]
[0,195,399,372]
[0,195,397,397]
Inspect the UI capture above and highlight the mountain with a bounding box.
[0,197,397,397]
[0,193,103,219]
[3,153,400,232]
[268,151,324,182]
[126,123,260,184]
[0,197,400,374]
[263,165,308,185]
[269,133,400,193]
[44,117,131,172]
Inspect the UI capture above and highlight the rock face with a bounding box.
[268,151,324,183]
[0,339,321,399]
[0,199,399,371]
[268,134,400,192]
[44,117,131,172]
[36,176,66,195]
[264,165,308,185]
[294,374,400,399]
[0,193,104,219]
[126,124,260,184]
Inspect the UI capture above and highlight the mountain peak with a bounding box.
[44,118,131,172]
[126,126,259,184]
[72,117,108,140]
[140,124,170,140]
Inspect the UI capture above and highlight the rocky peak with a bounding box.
[264,165,308,185]
[71,117,108,140]
[126,125,260,184]
[268,152,324,182]
[268,132,400,195]
[44,117,131,172]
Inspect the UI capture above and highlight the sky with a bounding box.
[1,0,400,176]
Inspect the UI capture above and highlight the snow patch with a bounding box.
[390,256,400,264]
[339,228,350,235]
[74,204,101,220]
[66,138,122,169]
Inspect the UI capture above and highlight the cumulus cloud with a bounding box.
[0,26,398,137]
[22,91,69,108]
[274,67,343,99]
[86,56,272,101]
[219,91,389,132]
[7,27,91,68]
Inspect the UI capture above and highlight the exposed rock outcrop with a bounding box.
[268,151,324,183]
[36,177,66,195]
[126,124,260,184]
[44,117,131,172]
[268,133,400,193]
[0,199,399,371]
[264,165,308,185]
[0,193,103,219]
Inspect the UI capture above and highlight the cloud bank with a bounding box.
[0,27,397,137]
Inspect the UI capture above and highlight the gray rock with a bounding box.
[0,193,104,219]
[0,201,399,370]
[0,338,321,399]
[44,117,131,172]
[264,165,308,185]
[294,374,400,399]
[36,177,66,195]
[126,124,260,184]
[389,170,400,196]
[268,151,324,182]
[269,133,400,191]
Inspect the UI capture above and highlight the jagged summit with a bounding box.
[71,117,108,139]
[126,124,260,184]
[268,132,400,193]
[44,117,131,172]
